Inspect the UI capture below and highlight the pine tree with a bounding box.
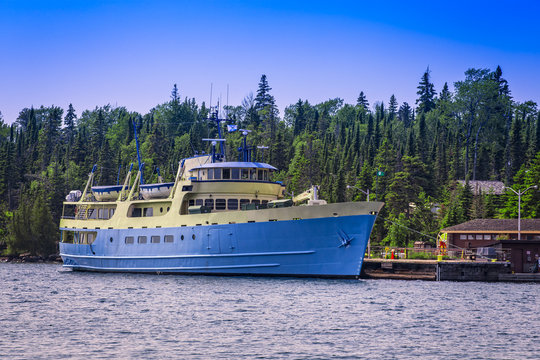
[356,91,369,112]
[388,95,398,119]
[416,67,436,113]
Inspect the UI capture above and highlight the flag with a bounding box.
[227,124,238,132]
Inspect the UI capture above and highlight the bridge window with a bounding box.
[250,169,257,180]
[143,207,153,217]
[214,168,222,179]
[223,168,231,179]
[195,199,203,206]
[252,199,260,205]
[241,169,249,179]
[228,199,238,210]
[231,168,240,179]
[208,169,213,180]
[205,199,214,209]
[215,199,226,210]
[257,169,264,180]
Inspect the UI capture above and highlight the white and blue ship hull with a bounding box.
[60,214,376,278]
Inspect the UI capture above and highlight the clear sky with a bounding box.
[1,0,539,124]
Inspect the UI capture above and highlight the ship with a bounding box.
[59,111,383,278]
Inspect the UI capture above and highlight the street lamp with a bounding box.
[346,185,370,202]
[503,185,538,240]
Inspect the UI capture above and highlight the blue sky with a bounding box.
[1,0,539,123]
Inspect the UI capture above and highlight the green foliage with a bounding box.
[0,68,538,253]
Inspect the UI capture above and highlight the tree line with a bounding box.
[1,68,539,256]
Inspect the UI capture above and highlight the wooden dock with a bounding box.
[360,259,519,282]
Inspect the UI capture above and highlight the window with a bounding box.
[109,208,115,217]
[189,199,195,207]
[195,199,203,206]
[250,169,257,180]
[151,235,160,244]
[263,170,268,181]
[467,234,475,240]
[125,236,134,244]
[223,168,231,179]
[205,199,214,209]
[484,234,492,241]
[240,199,250,207]
[144,207,153,217]
[262,200,268,205]
[231,168,240,179]
[460,234,467,240]
[132,208,142,217]
[241,169,249,179]
[181,234,184,240]
[164,235,174,243]
[228,199,238,210]
[475,234,483,240]
[216,199,226,210]
[138,236,147,244]
[214,168,222,179]
[258,169,264,180]
[208,169,213,180]
[252,199,260,205]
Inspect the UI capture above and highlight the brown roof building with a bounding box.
[441,219,540,273]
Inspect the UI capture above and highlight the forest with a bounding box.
[1,66,540,257]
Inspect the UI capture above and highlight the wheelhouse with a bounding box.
[188,162,277,182]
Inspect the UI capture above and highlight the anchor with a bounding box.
[337,229,354,248]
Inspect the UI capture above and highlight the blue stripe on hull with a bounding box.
[59,215,376,277]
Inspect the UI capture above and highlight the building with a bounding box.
[440,219,540,273]
[456,180,505,195]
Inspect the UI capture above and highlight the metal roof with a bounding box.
[441,219,540,233]
[189,162,277,171]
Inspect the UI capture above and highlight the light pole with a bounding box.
[347,184,371,257]
[346,185,370,202]
[504,185,538,240]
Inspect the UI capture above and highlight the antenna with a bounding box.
[209,83,213,109]
[226,84,229,118]
[203,138,226,163]
[238,129,253,162]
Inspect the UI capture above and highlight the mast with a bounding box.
[133,118,144,185]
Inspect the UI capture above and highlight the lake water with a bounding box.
[1,263,538,359]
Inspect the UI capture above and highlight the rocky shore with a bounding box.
[0,254,62,263]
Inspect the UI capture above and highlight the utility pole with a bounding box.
[504,185,538,240]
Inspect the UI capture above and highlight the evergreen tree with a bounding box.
[388,95,398,119]
[416,67,436,113]
[356,91,369,112]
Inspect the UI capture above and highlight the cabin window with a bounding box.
[231,168,240,179]
[132,208,142,217]
[214,168,222,179]
[195,199,203,206]
[263,170,268,181]
[62,231,74,244]
[223,168,231,180]
[252,199,260,205]
[189,200,195,207]
[207,169,213,180]
[164,235,174,243]
[138,236,147,244]
[262,200,268,205]
[98,209,105,219]
[125,236,134,244]
[476,234,483,240]
[467,234,475,240]
[110,208,115,217]
[484,235,492,240]
[240,199,250,207]
[241,169,249,179]
[228,199,238,210]
[258,169,264,180]
[215,199,226,210]
[205,199,214,209]
[250,169,257,180]
[151,235,160,244]
[144,207,153,217]
[460,234,467,240]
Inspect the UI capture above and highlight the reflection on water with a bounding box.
[0,263,538,359]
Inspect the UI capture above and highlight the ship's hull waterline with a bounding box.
[59,208,379,278]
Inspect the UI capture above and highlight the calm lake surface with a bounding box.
[1,263,538,359]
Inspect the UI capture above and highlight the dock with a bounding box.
[359,259,536,282]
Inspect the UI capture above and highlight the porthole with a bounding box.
[167,207,170,212]
[192,234,196,240]
[109,237,113,243]
[181,235,184,240]
[160,207,163,213]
